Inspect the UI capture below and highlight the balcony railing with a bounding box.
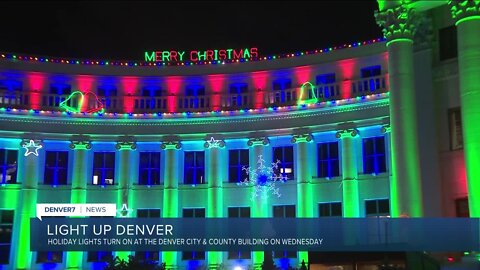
[0,74,388,113]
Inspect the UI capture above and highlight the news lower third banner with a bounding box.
[30,218,480,252]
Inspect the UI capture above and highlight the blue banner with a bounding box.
[30,218,480,252]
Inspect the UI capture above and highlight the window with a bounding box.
[317,142,340,178]
[449,108,463,150]
[229,83,248,94]
[273,205,296,258]
[455,197,469,217]
[360,65,381,78]
[182,208,205,260]
[44,151,69,185]
[49,84,71,95]
[185,85,205,96]
[184,151,205,185]
[0,80,22,91]
[0,149,17,184]
[439,26,457,61]
[272,79,292,103]
[141,86,162,97]
[36,252,63,263]
[97,86,117,96]
[87,251,112,262]
[365,199,390,217]
[362,137,387,174]
[228,207,251,259]
[273,146,294,180]
[228,149,249,183]
[136,209,161,262]
[137,209,161,218]
[316,73,336,85]
[93,152,115,185]
[319,202,342,217]
[229,83,249,107]
[139,152,161,185]
[0,210,14,264]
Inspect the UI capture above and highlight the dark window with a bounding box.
[317,142,340,178]
[273,205,296,258]
[184,151,205,185]
[44,151,69,185]
[87,251,112,262]
[319,202,342,217]
[455,197,469,217]
[137,209,161,218]
[136,209,161,262]
[316,73,336,85]
[365,199,390,217]
[49,84,72,95]
[439,26,458,61]
[361,65,381,78]
[36,251,63,263]
[228,149,249,183]
[363,137,387,174]
[182,208,205,260]
[0,149,17,184]
[0,80,22,92]
[272,79,292,103]
[93,152,115,185]
[228,207,251,259]
[138,152,161,185]
[273,146,294,180]
[228,207,250,218]
[229,83,248,94]
[97,86,117,97]
[141,86,162,97]
[0,210,14,264]
[449,108,463,150]
[185,85,205,96]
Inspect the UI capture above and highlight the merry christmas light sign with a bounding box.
[145,47,258,62]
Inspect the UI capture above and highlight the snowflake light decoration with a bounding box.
[241,155,288,200]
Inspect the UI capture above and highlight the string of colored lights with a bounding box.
[0,38,385,67]
[0,92,389,119]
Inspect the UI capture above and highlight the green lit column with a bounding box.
[115,136,137,260]
[291,134,313,267]
[161,140,182,269]
[247,137,270,270]
[205,137,226,269]
[336,129,360,217]
[448,0,480,217]
[14,139,42,269]
[66,136,92,269]
[375,2,424,217]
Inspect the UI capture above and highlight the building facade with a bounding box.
[0,0,479,269]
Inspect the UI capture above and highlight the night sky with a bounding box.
[0,1,382,61]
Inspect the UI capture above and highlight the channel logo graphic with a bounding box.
[36,204,117,220]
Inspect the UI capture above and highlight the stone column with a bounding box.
[448,0,480,217]
[115,136,137,260]
[66,136,92,269]
[375,2,424,217]
[336,129,360,217]
[291,134,313,267]
[14,139,42,269]
[204,137,226,269]
[247,137,270,270]
[161,140,182,269]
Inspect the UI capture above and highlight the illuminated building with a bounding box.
[0,0,479,269]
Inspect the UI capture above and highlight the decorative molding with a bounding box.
[161,141,182,150]
[115,135,137,150]
[375,5,417,42]
[203,137,225,149]
[413,15,433,51]
[381,124,392,134]
[247,137,269,147]
[335,129,359,139]
[291,134,313,143]
[448,0,480,23]
[69,135,92,150]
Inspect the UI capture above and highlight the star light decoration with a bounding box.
[204,137,225,148]
[22,140,43,157]
[240,155,288,200]
[117,203,133,217]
